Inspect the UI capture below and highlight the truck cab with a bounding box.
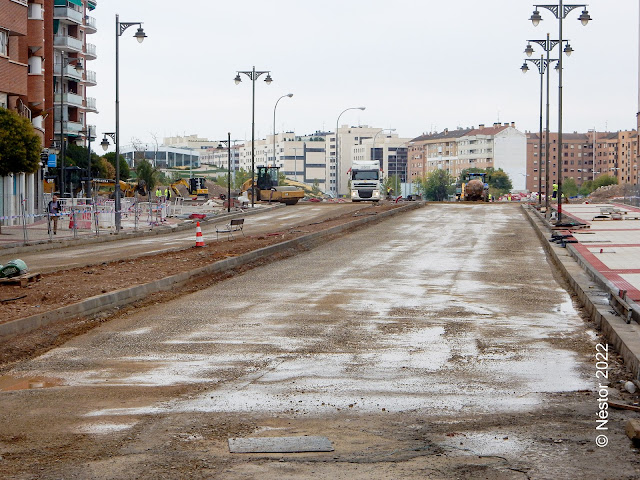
[350,160,383,202]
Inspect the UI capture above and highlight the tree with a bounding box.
[234,168,252,190]
[488,169,512,194]
[423,169,454,201]
[0,107,41,176]
[135,159,158,192]
[562,177,579,197]
[579,179,594,196]
[94,157,115,179]
[593,174,618,189]
[104,152,130,180]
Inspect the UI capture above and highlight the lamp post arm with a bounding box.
[534,3,585,19]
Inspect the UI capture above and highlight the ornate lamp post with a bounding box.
[114,14,147,232]
[530,1,591,223]
[78,126,94,202]
[216,133,233,213]
[521,36,559,211]
[234,67,273,207]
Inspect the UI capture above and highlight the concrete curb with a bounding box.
[0,203,423,338]
[522,205,640,380]
[0,204,283,256]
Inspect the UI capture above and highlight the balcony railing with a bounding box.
[54,35,83,52]
[54,63,83,81]
[53,6,83,24]
[85,15,97,33]
[85,43,97,59]
[85,70,97,85]
[86,97,97,111]
[55,92,84,108]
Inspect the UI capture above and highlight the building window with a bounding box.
[0,30,8,57]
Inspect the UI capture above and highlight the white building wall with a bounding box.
[494,128,527,192]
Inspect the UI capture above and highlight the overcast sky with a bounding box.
[89,0,638,149]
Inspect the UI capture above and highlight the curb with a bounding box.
[0,204,283,256]
[0,203,423,338]
[522,205,640,380]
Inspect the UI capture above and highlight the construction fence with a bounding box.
[0,195,185,246]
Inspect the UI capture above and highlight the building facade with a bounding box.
[525,130,638,193]
[408,123,527,191]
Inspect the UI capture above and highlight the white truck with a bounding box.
[350,160,384,202]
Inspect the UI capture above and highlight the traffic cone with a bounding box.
[195,221,205,247]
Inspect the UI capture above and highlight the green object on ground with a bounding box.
[0,259,28,278]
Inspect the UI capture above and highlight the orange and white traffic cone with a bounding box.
[195,221,205,247]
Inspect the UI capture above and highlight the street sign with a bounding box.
[47,154,57,168]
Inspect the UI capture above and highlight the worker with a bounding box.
[155,188,161,198]
[164,188,169,199]
[48,195,61,235]
[552,183,558,199]
[488,193,492,202]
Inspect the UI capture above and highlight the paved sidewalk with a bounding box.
[559,202,640,302]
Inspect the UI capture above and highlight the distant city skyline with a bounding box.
[90,0,638,149]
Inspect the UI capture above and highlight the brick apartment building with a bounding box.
[1,0,97,224]
[408,122,527,191]
[525,130,638,193]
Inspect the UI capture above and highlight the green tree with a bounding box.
[64,143,103,177]
[488,169,512,194]
[593,174,618,189]
[311,179,321,195]
[423,169,454,201]
[104,152,130,180]
[0,107,41,176]
[135,159,158,193]
[579,179,594,196]
[562,177,578,197]
[234,168,252,190]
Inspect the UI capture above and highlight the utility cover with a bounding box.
[228,436,333,454]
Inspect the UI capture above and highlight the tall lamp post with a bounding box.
[78,126,94,202]
[234,66,273,207]
[372,128,395,193]
[216,133,232,213]
[56,52,83,197]
[114,14,147,232]
[521,38,558,211]
[335,106,365,197]
[530,2,591,223]
[273,93,293,168]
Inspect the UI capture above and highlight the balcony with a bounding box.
[54,63,83,81]
[85,43,97,60]
[85,97,97,113]
[54,35,83,53]
[85,15,97,34]
[52,118,84,136]
[85,70,97,86]
[53,6,83,25]
[55,92,84,108]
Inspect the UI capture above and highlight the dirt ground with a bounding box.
[0,203,402,368]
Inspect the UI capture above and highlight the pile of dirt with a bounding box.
[588,184,625,202]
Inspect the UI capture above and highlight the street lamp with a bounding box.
[78,126,94,202]
[371,128,395,193]
[57,52,83,197]
[273,93,293,168]
[522,39,558,211]
[234,66,273,207]
[335,106,365,197]
[114,14,146,232]
[531,1,591,224]
[216,133,232,213]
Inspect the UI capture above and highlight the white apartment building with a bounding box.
[355,134,412,182]
[457,123,527,191]
[163,134,220,150]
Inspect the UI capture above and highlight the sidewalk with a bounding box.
[559,202,640,302]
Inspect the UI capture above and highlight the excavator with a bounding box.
[241,166,304,205]
[170,177,209,198]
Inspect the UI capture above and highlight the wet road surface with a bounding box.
[1,204,639,479]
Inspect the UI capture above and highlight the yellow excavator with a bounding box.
[241,166,304,205]
[170,177,209,198]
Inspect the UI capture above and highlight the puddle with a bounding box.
[0,375,63,392]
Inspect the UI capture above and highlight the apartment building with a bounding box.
[54,0,97,149]
[407,123,527,190]
[525,130,638,193]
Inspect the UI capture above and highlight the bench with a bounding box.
[216,218,245,240]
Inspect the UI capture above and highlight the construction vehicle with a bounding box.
[240,166,304,205]
[349,160,383,202]
[94,179,147,198]
[456,172,489,202]
[170,177,209,198]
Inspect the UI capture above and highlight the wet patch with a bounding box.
[0,375,63,391]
